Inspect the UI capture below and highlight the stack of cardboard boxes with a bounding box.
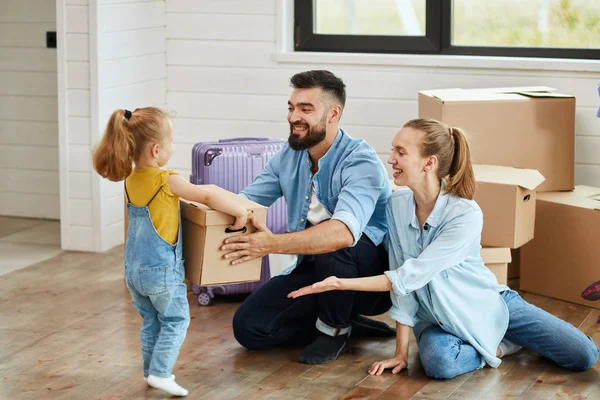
[471,163,544,284]
[415,87,598,310]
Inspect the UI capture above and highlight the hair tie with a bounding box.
[449,126,455,146]
[124,109,132,120]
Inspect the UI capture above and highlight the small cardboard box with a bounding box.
[481,247,511,286]
[473,164,545,248]
[180,185,268,286]
[419,87,575,192]
[520,186,600,309]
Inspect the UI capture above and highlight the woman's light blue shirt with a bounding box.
[384,186,510,368]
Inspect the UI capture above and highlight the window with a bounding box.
[295,0,600,59]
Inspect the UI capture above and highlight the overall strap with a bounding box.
[124,181,131,204]
[146,185,164,207]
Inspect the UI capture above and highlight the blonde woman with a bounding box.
[289,119,599,379]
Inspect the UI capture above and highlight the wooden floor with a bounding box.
[1,246,599,400]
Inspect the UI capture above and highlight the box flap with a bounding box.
[420,88,462,99]
[420,89,522,102]
[482,85,572,98]
[473,164,545,190]
[482,86,556,94]
[419,86,571,102]
[481,247,512,264]
[538,185,600,210]
[180,185,267,226]
[575,185,600,200]
[572,186,600,210]
[516,91,574,98]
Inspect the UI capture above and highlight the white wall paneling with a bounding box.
[0,0,59,219]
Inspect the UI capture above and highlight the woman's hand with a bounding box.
[368,356,408,376]
[287,276,343,298]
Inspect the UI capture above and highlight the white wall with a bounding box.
[165,0,600,187]
[58,0,93,250]
[58,0,166,251]
[0,0,59,219]
[95,0,166,251]
[55,0,599,252]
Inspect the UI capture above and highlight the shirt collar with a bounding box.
[305,128,344,167]
[407,181,448,229]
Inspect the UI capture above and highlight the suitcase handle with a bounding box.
[204,148,223,166]
[219,137,269,143]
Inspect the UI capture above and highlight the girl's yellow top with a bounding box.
[125,167,180,244]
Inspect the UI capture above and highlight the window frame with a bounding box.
[294,0,600,60]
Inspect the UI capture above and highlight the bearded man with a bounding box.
[221,70,393,364]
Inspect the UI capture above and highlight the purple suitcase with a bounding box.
[189,137,288,305]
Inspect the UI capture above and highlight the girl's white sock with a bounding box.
[145,374,175,382]
[147,375,188,397]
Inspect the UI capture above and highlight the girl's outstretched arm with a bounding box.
[169,175,249,230]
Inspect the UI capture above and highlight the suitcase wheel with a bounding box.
[197,292,213,306]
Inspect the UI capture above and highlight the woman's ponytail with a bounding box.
[445,127,476,200]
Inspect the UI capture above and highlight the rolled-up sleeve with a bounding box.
[240,151,283,207]
[388,291,419,326]
[386,208,483,297]
[384,234,419,326]
[331,150,387,246]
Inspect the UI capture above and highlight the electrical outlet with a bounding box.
[46,31,57,48]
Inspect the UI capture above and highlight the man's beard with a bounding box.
[288,114,327,151]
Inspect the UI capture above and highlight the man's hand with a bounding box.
[221,216,275,265]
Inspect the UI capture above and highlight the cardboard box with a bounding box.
[473,164,545,248]
[419,87,575,192]
[520,186,600,309]
[481,247,511,285]
[508,248,520,279]
[180,185,268,286]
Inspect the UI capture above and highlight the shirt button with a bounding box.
[305,196,309,200]
[301,218,305,222]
